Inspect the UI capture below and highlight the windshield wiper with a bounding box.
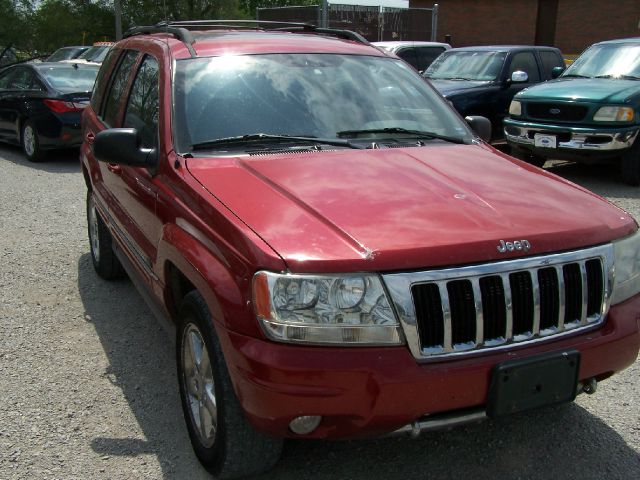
[336,127,466,144]
[594,74,640,80]
[191,133,361,151]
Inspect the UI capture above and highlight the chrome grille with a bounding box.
[383,245,613,359]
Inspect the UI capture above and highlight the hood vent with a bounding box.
[248,148,337,156]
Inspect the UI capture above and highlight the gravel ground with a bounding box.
[0,146,638,479]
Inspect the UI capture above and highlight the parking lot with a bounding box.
[0,145,638,479]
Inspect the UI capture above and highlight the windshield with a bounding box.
[47,47,85,62]
[41,65,99,92]
[562,43,640,79]
[424,51,507,81]
[174,53,471,152]
[78,46,111,62]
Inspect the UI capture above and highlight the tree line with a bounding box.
[1,0,318,57]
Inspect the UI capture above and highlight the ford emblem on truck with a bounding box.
[497,239,531,253]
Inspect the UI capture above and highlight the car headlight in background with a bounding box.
[593,106,634,122]
[253,271,403,345]
[508,100,522,116]
[611,230,640,305]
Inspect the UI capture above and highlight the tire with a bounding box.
[621,140,640,186]
[86,190,124,280]
[21,121,46,162]
[510,148,546,168]
[177,291,283,479]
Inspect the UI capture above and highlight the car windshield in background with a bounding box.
[47,47,87,62]
[562,43,640,79]
[78,45,110,62]
[425,51,507,81]
[174,53,471,152]
[40,65,99,92]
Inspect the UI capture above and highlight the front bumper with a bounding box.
[504,119,638,160]
[220,294,640,439]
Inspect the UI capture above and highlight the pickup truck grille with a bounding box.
[382,245,613,359]
[526,103,589,122]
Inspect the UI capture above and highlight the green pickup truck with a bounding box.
[504,38,640,185]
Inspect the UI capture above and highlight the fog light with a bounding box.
[289,415,321,435]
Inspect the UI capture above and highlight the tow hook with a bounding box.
[582,378,597,395]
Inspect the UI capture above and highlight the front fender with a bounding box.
[157,222,271,339]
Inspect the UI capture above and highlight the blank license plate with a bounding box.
[534,133,557,148]
[487,350,580,418]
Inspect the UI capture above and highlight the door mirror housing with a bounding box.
[93,128,157,168]
[551,66,564,79]
[511,70,529,83]
[465,115,492,143]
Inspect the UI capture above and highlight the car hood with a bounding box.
[516,77,640,103]
[428,79,494,96]
[186,144,635,273]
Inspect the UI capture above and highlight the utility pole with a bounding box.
[114,0,122,40]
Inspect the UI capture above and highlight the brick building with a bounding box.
[409,0,640,54]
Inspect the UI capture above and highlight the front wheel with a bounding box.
[21,121,45,162]
[177,291,283,479]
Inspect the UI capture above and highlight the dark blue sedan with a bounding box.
[0,62,99,161]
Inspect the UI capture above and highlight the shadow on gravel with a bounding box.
[0,144,80,173]
[546,161,640,201]
[77,252,640,480]
[77,253,210,479]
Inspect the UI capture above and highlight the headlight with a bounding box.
[253,271,403,345]
[509,100,522,116]
[593,106,634,122]
[611,230,640,305]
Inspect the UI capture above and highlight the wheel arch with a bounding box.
[158,223,263,339]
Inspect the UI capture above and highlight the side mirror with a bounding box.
[511,70,529,83]
[93,128,157,167]
[551,66,564,79]
[465,115,492,143]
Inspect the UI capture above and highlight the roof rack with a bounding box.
[123,20,369,57]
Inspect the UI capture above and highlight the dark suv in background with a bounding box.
[424,46,565,141]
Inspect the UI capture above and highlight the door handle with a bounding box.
[107,163,122,174]
[85,132,95,144]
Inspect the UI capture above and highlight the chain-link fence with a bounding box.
[256,4,439,42]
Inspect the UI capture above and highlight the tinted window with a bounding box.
[124,56,159,149]
[415,47,446,71]
[8,68,36,90]
[509,52,540,82]
[539,51,564,77]
[102,50,138,127]
[0,68,12,89]
[397,49,419,70]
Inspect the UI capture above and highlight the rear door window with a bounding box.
[101,50,138,127]
[508,52,541,82]
[397,48,419,70]
[415,47,446,71]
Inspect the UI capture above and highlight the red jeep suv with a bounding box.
[80,21,640,478]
